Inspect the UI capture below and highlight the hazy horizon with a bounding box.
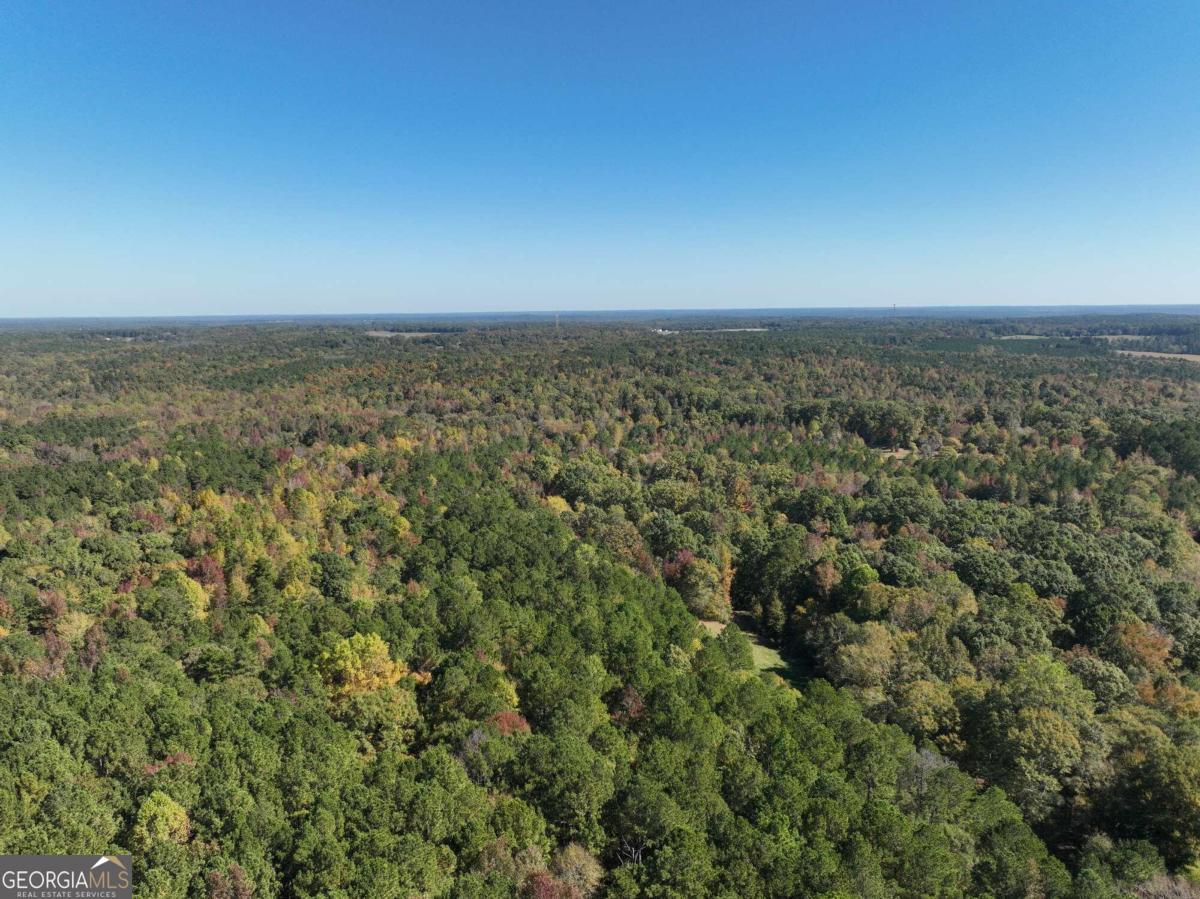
[2,2,1197,316]
[6,303,1200,326]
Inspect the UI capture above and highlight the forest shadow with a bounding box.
[732,612,810,690]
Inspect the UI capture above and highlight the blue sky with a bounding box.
[1,1,1197,316]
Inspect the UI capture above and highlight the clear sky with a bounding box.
[1,1,1197,316]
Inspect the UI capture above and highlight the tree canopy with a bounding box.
[1,314,1200,896]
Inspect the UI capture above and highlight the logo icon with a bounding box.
[0,855,133,899]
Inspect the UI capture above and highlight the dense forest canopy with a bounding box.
[2,313,1200,898]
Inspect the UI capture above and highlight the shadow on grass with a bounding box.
[732,612,810,691]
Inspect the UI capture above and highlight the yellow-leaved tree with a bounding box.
[319,632,406,700]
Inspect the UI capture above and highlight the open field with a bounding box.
[1118,349,1200,363]
[365,330,439,338]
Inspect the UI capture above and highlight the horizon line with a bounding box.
[3,301,1200,324]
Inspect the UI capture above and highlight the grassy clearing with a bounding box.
[750,640,789,676]
[728,613,805,687]
[365,330,438,338]
[1117,349,1200,363]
